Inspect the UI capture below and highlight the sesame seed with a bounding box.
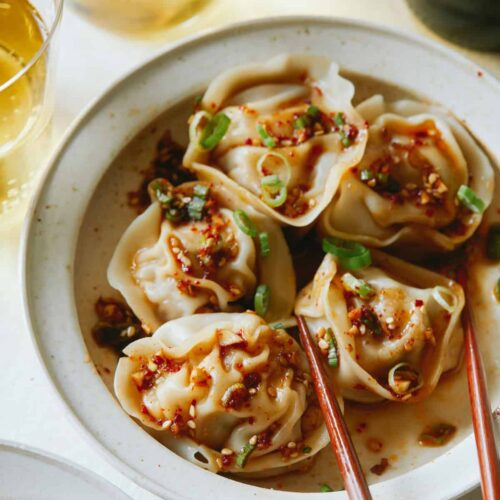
[367,179,377,188]
[172,247,180,254]
[216,458,223,469]
[428,173,438,184]
[386,317,394,324]
[187,420,196,429]
[189,404,196,418]
[290,452,299,458]
[287,441,297,448]
[347,325,359,336]
[162,419,172,429]
[249,435,258,446]
[221,448,234,455]
[249,388,257,395]
[359,324,367,335]
[126,326,136,337]
[308,198,317,207]
[317,327,326,337]
[148,361,158,372]
[318,339,329,351]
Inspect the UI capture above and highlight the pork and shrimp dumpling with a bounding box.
[319,95,494,251]
[114,313,329,476]
[295,247,464,404]
[108,179,295,333]
[184,54,368,227]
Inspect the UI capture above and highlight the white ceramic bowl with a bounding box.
[22,17,500,500]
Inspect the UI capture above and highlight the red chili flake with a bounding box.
[256,429,274,449]
[425,207,435,217]
[221,454,234,467]
[245,138,253,145]
[354,383,366,391]
[366,438,383,453]
[222,385,249,409]
[140,404,149,415]
[370,457,389,476]
[350,167,358,174]
[477,70,483,77]
[415,299,424,307]
[356,422,367,433]
[219,340,248,359]
[248,416,255,424]
[243,372,261,389]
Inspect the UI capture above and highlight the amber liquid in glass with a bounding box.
[0,0,47,215]
[71,0,211,35]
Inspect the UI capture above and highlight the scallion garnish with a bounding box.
[334,112,345,126]
[307,105,320,118]
[193,184,209,199]
[320,483,333,493]
[187,196,205,220]
[165,207,183,222]
[341,273,375,299]
[272,322,284,330]
[259,232,271,257]
[494,278,500,302]
[302,446,312,454]
[236,441,256,468]
[360,169,374,182]
[261,176,287,208]
[233,209,257,237]
[456,184,485,214]
[325,328,338,368]
[256,123,276,148]
[486,225,500,260]
[254,284,270,316]
[322,237,372,270]
[293,115,310,130]
[339,130,352,148]
[200,112,231,150]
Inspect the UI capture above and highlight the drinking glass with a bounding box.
[0,0,63,225]
[69,0,211,36]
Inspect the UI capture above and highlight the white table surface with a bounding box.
[1,1,498,498]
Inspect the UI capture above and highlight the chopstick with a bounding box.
[296,315,372,500]
[457,269,500,500]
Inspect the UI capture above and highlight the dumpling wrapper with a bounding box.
[295,251,464,404]
[319,95,494,252]
[108,180,295,333]
[114,312,331,476]
[184,53,368,227]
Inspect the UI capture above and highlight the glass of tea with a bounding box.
[0,0,63,226]
[69,0,211,36]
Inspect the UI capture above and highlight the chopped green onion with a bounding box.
[306,105,320,118]
[271,322,284,330]
[165,207,183,222]
[456,184,485,214]
[325,328,338,368]
[236,441,256,468]
[360,169,374,182]
[254,284,270,316]
[322,237,372,270]
[189,111,212,143]
[320,484,333,493]
[256,123,276,148]
[302,446,312,454]
[259,232,270,257]
[193,184,209,199]
[261,174,281,188]
[293,115,310,129]
[262,184,287,208]
[233,209,257,237]
[200,112,231,150]
[334,112,345,126]
[486,225,500,260]
[256,152,291,185]
[494,278,500,302]
[194,95,202,106]
[187,196,205,220]
[151,182,173,205]
[341,273,375,299]
[339,130,352,147]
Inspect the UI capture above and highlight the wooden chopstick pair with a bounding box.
[296,269,500,499]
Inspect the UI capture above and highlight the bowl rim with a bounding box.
[21,14,498,500]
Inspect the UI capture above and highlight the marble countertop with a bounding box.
[1,1,498,498]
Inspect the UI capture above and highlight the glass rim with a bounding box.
[0,0,64,94]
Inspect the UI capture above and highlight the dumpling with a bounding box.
[319,95,494,252]
[108,179,295,333]
[114,312,329,476]
[184,54,368,227]
[295,250,464,404]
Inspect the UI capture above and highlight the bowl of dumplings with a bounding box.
[23,17,500,500]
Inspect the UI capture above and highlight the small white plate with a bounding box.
[22,16,499,500]
[0,440,129,499]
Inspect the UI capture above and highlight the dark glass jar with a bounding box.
[407,0,500,51]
